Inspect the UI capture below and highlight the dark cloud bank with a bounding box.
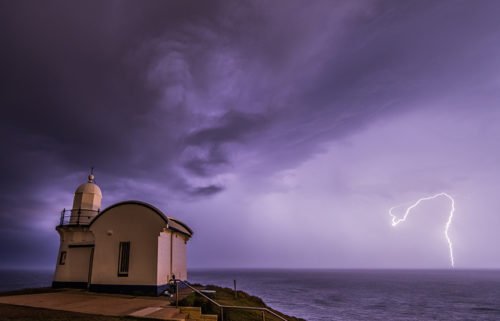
[1,0,500,267]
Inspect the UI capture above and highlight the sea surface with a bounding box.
[1,269,499,321]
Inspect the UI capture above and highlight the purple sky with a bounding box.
[1,0,500,269]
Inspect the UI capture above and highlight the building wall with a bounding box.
[157,231,172,285]
[90,204,166,286]
[56,247,93,283]
[172,233,188,280]
[53,228,94,285]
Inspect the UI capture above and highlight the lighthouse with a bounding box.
[53,170,192,295]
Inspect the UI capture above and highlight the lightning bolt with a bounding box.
[389,192,455,268]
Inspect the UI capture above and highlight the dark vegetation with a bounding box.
[0,304,143,321]
[178,284,306,321]
[0,287,61,297]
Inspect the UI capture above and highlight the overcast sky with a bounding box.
[1,0,500,269]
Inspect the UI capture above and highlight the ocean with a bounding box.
[1,269,499,321]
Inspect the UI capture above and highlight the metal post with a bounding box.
[262,311,266,321]
[176,279,179,308]
[60,209,65,225]
[234,279,237,299]
[220,307,224,321]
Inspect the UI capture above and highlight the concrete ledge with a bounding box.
[0,290,179,319]
[180,306,201,318]
[179,307,217,321]
[89,283,169,296]
[52,281,88,289]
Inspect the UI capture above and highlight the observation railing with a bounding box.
[58,208,100,226]
[173,279,288,321]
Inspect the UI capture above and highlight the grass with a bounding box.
[178,284,306,321]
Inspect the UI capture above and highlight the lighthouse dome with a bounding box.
[75,175,102,196]
[70,173,103,224]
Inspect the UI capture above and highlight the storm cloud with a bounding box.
[1,0,500,268]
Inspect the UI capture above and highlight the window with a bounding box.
[59,251,67,265]
[118,242,130,276]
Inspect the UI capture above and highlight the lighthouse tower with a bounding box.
[53,171,101,288]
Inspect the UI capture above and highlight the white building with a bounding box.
[52,173,193,296]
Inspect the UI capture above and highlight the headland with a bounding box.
[0,285,305,321]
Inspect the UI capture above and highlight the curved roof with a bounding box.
[75,182,102,196]
[168,217,193,236]
[89,200,193,237]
